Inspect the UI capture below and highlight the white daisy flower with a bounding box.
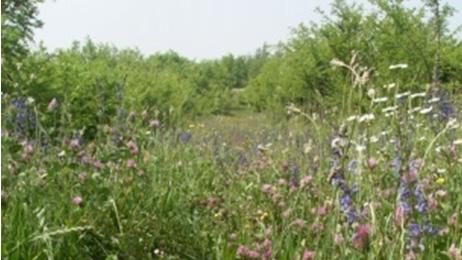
[389,64,408,70]
[382,106,398,113]
[408,107,422,114]
[355,144,366,152]
[396,91,411,99]
[419,106,433,114]
[384,83,396,90]
[347,115,358,122]
[384,112,395,117]
[358,113,375,123]
[428,97,441,103]
[367,88,376,98]
[369,136,379,143]
[410,92,426,99]
[373,97,388,103]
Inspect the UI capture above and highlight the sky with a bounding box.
[33,0,461,60]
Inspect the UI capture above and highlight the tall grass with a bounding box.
[2,56,462,259]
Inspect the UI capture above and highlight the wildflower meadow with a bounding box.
[2,0,462,259]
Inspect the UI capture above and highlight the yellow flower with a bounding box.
[260,212,269,221]
[213,212,221,218]
[436,178,445,185]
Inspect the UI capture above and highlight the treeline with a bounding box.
[2,0,462,133]
[3,41,269,130]
[244,0,462,115]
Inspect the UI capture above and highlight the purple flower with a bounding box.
[93,160,103,169]
[436,91,454,120]
[236,245,248,257]
[414,186,427,213]
[340,194,351,212]
[352,224,370,250]
[367,157,377,169]
[330,174,342,187]
[415,201,427,213]
[408,223,420,237]
[391,155,401,176]
[10,96,36,137]
[236,245,260,259]
[236,152,248,165]
[72,196,83,206]
[351,183,359,194]
[261,239,272,260]
[339,194,358,224]
[345,209,357,224]
[179,132,192,142]
[398,183,411,199]
[69,138,80,150]
[126,140,139,155]
[126,159,136,169]
[289,162,299,189]
[291,218,306,228]
[302,250,315,260]
[423,223,438,235]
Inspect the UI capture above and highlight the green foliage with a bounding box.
[5,40,267,137]
[2,1,462,258]
[2,0,461,137]
[244,0,462,115]
[1,0,44,92]
[2,100,461,259]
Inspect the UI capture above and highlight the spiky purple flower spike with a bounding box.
[289,161,299,190]
[328,127,360,225]
[9,96,36,137]
[436,90,454,120]
[395,158,440,255]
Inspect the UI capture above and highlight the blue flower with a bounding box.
[10,96,36,137]
[179,132,192,142]
[408,223,420,237]
[340,194,351,212]
[236,152,248,165]
[391,155,401,177]
[345,208,357,224]
[415,201,427,213]
[351,183,359,194]
[423,223,439,235]
[330,174,342,187]
[398,183,411,200]
[400,201,412,214]
[347,159,359,175]
[437,92,454,120]
[289,162,299,187]
[414,186,427,213]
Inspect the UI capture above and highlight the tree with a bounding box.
[1,0,44,92]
